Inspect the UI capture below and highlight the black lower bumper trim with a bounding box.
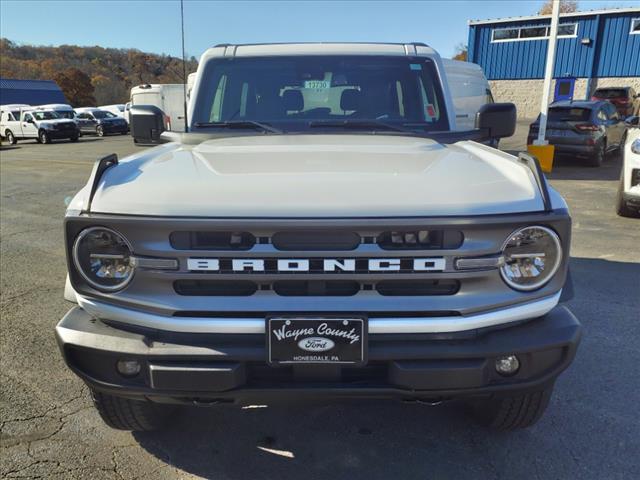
[56,305,581,402]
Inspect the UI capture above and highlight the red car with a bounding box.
[592,87,640,117]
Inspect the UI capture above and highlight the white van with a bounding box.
[442,59,494,131]
[130,84,187,132]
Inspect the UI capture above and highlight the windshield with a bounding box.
[56,111,75,119]
[594,89,627,99]
[32,111,60,120]
[192,56,449,133]
[93,110,116,119]
[548,107,591,122]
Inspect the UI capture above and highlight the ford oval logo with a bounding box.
[298,337,335,352]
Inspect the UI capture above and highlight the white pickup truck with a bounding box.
[0,107,79,144]
[57,42,581,432]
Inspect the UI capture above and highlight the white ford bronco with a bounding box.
[56,43,581,431]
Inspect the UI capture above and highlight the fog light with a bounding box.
[495,355,520,376]
[116,359,141,377]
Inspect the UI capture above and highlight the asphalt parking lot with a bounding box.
[1,127,639,479]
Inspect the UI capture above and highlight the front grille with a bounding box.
[170,231,256,250]
[376,280,459,296]
[174,279,458,297]
[175,280,257,296]
[377,230,463,250]
[273,280,360,296]
[66,213,571,318]
[272,231,360,250]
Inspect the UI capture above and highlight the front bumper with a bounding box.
[56,305,581,404]
[49,128,79,139]
[100,123,128,134]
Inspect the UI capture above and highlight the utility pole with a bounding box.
[535,0,561,146]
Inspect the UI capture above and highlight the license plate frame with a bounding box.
[267,317,367,366]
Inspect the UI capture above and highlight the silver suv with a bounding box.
[56,43,581,432]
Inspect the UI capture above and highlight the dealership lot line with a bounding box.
[1,130,639,479]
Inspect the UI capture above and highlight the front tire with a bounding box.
[471,385,554,430]
[616,172,638,218]
[38,130,51,144]
[96,125,104,137]
[90,389,175,431]
[69,135,79,142]
[5,130,17,145]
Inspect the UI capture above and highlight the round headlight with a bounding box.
[500,226,562,291]
[72,227,134,291]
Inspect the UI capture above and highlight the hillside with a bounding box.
[0,38,198,106]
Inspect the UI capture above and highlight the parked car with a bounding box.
[37,103,76,120]
[0,108,79,144]
[527,100,627,167]
[592,87,640,117]
[74,108,128,136]
[58,42,581,433]
[98,104,127,121]
[130,83,186,132]
[616,116,640,217]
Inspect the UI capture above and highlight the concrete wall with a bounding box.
[490,77,640,119]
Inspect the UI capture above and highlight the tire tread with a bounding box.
[90,389,171,431]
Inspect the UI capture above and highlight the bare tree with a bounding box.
[538,0,578,15]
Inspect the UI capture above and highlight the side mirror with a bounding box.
[130,105,165,145]
[475,103,517,139]
[26,118,34,124]
[624,115,640,127]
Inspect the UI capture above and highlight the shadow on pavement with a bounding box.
[130,257,639,480]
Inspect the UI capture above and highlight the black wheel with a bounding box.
[588,142,604,167]
[5,130,17,145]
[90,389,175,431]
[96,125,104,137]
[616,171,638,218]
[38,130,51,144]
[121,131,128,135]
[69,135,79,142]
[471,385,554,430]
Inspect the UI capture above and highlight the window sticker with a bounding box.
[410,63,423,71]
[426,104,436,118]
[304,80,331,90]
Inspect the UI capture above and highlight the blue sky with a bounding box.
[1,0,638,59]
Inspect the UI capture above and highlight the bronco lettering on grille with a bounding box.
[186,257,446,273]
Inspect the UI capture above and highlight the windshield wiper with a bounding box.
[308,120,414,134]
[193,121,282,134]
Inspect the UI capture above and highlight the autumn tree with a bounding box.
[54,68,96,107]
[452,43,468,61]
[0,38,198,104]
[538,0,578,15]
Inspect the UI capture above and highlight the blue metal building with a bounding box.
[467,8,640,114]
[0,78,67,106]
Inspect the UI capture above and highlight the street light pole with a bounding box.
[535,0,561,145]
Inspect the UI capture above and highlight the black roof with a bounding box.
[550,100,605,109]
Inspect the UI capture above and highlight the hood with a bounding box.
[83,134,544,217]
[41,119,75,127]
